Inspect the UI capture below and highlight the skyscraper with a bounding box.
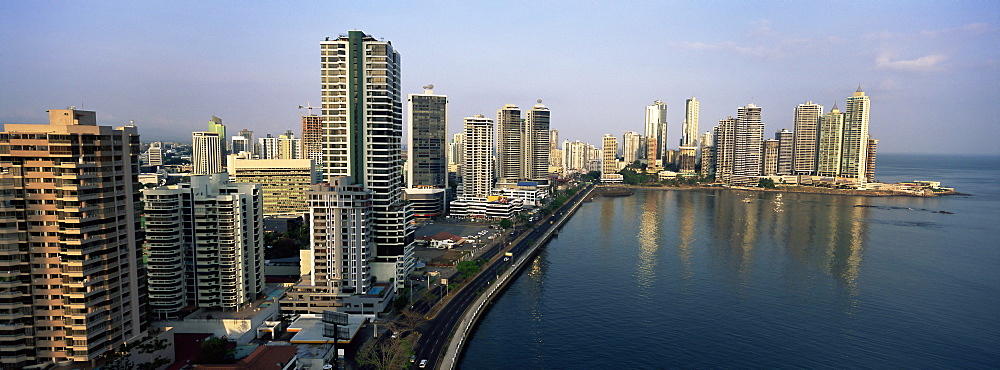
[496,104,522,183]
[524,102,551,183]
[733,104,764,185]
[0,109,147,366]
[208,115,227,155]
[776,129,794,175]
[319,30,412,258]
[793,102,823,175]
[763,139,780,176]
[143,173,264,319]
[816,104,846,177]
[238,128,255,156]
[842,86,870,181]
[644,100,668,166]
[405,85,449,218]
[461,115,495,200]
[866,138,878,183]
[278,130,301,159]
[678,97,700,173]
[601,134,620,181]
[192,131,223,174]
[700,130,715,177]
[623,130,642,166]
[713,118,736,183]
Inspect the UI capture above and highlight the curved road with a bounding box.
[411,185,593,369]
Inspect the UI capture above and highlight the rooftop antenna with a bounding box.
[537,99,543,104]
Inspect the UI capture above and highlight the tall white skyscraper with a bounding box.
[816,104,846,177]
[776,129,794,175]
[319,30,411,258]
[681,97,700,147]
[793,101,824,175]
[713,117,736,184]
[842,86,871,181]
[623,130,642,165]
[601,134,620,181]
[462,115,495,200]
[192,131,223,175]
[644,100,668,165]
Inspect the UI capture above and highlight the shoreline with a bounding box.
[607,184,966,197]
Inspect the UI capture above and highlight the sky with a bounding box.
[1,1,997,155]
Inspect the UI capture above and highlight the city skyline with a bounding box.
[2,2,997,154]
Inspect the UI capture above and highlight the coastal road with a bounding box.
[412,185,591,369]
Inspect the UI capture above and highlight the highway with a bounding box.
[410,185,592,369]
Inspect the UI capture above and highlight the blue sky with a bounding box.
[2,1,997,154]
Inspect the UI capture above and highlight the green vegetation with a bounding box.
[264,220,308,259]
[198,336,235,364]
[456,259,485,278]
[581,170,602,182]
[499,219,513,229]
[758,178,777,189]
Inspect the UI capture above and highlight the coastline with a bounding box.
[608,184,965,197]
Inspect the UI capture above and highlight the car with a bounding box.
[409,355,416,363]
[419,359,428,368]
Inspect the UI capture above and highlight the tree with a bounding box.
[456,259,483,278]
[198,337,234,364]
[499,219,513,229]
[356,335,415,370]
[758,178,776,189]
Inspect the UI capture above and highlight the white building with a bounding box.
[192,131,223,174]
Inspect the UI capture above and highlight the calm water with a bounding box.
[460,154,1000,368]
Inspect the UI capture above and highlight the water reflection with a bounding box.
[676,191,695,282]
[636,191,661,293]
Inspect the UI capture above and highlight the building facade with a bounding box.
[319,30,412,259]
[842,87,871,181]
[227,156,319,215]
[496,104,522,183]
[405,86,449,218]
[644,100,668,166]
[301,115,322,162]
[460,115,494,201]
[732,104,764,185]
[0,109,147,366]
[143,173,265,319]
[776,129,794,175]
[192,131,223,175]
[793,102,823,175]
[816,105,846,177]
[524,102,551,183]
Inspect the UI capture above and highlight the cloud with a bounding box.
[875,53,948,71]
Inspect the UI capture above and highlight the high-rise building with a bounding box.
[231,135,252,155]
[301,115,322,162]
[278,130,301,160]
[842,86,871,181]
[143,173,264,319]
[405,86,449,218]
[678,97,700,174]
[227,155,319,215]
[681,97,700,147]
[549,129,559,150]
[601,134,620,181]
[448,133,465,176]
[208,115,227,155]
[258,134,279,159]
[192,131,223,174]
[866,138,878,183]
[713,118,736,183]
[0,109,147,366]
[776,129,794,175]
[733,104,764,185]
[460,115,494,200]
[524,102,551,182]
[238,128,255,156]
[700,130,715,177]
[763,139,780,176]
[146,141,164,166]
[622,131,642,166]
[793,102,823,175]
[496,104,522,183]
[816,105,846,177]
[282,178,392,315]
[319,30,412,259]
[644,100,668,166]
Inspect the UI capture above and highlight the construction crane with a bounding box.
[298,101,319,116]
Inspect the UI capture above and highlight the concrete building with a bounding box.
[278,130,301,160]
[458,115,493,201]
[496,104,522,183]
[623,130,642,166]
[524,102,551,183]
[281,179,393,316]
[227,156,319,216]
[776,129,794,175]
[237,128,255,156]
[301,115,322,163]
[793,102,823,175]
[405,86,449,218]
[763,139,780,176]
[447,133,465,177]
[817,104,846,177]
[678,97,699,173]
[192,131,223,175]
[732,104,763,185]
[0,109,147,366]
[319,30,413,262]
[713,117,737,184]
[146,141,164,167]
[644,100,668,166]
[700,130,715,177]
[866,138,878,183]
[231,135,252,155]
[143,173,265,319]
[601,134,622,183]
[842,86,871,181]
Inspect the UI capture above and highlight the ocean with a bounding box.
[459,153,1000,368]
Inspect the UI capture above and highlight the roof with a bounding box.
[418,231,463,242]
[195,345,298,370]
